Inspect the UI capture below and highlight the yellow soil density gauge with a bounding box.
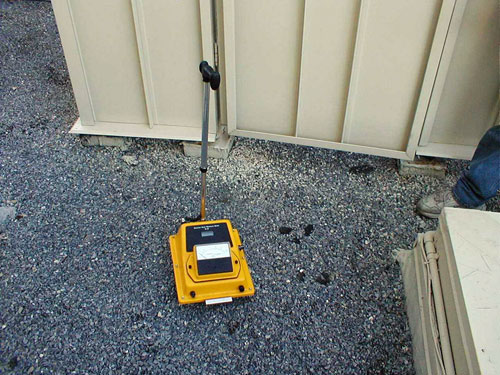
[169,62,254,305]
[170,220,254,304]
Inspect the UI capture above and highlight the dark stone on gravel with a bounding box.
[349,164,375,174]
[8,356,18,369]
[279,226,292,234]
[304,224,314,236]
[297,269,306,282]
[315,272,331,286]
[227,320,240,335]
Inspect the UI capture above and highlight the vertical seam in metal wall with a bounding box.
[199,0,217,135]
[131,0,159,128]
[406,0,461,159]
[211,0,221,124]
[65,0,96,124]
[293,0,307,138]
[340,0,371,144]
[222,0,237,134]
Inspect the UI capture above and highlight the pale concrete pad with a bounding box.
[398,157,446,178]
[80,135,132,151]
[182,126,234,159]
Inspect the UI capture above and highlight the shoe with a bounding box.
[416,189,486,219]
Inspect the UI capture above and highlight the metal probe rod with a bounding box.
[200,82,210,220]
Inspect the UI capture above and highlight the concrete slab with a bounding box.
[182,126,234,160]
[398,157,446,178]
[80,135,131,151]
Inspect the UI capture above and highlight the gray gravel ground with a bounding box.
[1,2,499,374]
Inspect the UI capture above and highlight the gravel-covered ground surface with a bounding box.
[1,2,499,374]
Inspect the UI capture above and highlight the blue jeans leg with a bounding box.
[453,125,500,208]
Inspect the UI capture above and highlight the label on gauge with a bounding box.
[196,242,231,260]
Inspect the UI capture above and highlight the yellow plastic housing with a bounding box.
[169,219,255,304]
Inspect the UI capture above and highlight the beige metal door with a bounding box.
[53,0,216,141]
[222,0,457,159]
[132,0,217,140]
[417,0,500,160]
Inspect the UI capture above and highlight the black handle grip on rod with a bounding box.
[199,61,220,90]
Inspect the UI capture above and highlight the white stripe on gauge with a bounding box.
[205,297,233,305]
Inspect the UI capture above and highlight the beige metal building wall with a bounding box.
[222,0,450,159]
[53,0,499,160]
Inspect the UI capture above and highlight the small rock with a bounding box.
[349,164,375,175]
[297,269,306,282]
[0,206,16,225]
[315,272,331,286]
[279,226,292,235]
[8,356,18,369]
[122,155,139,166]
[227,320,240,335]
[291,237,301,244]
[304,224,314,236]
